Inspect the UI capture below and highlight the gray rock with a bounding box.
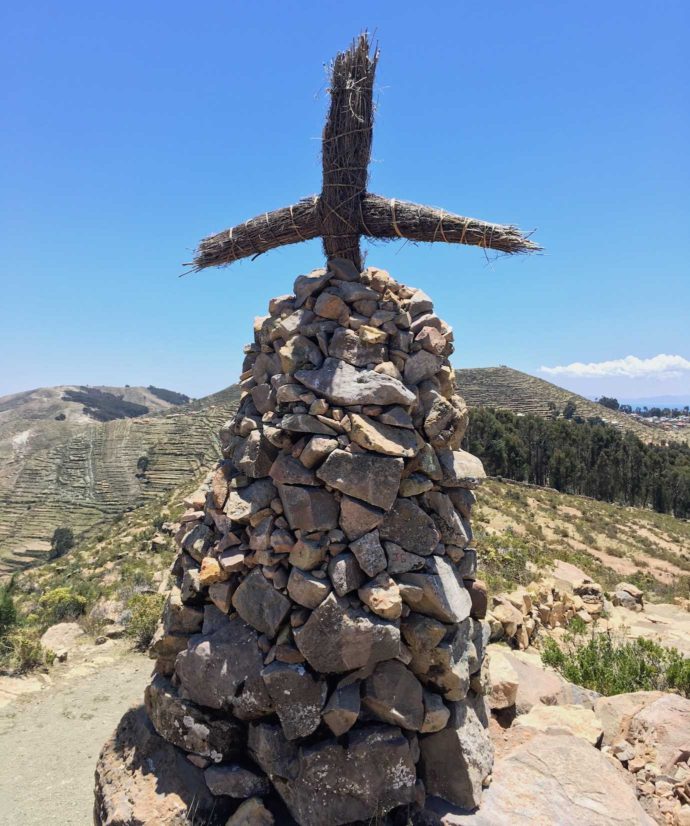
[327,551,366,596]
[437,449,486,488]
[316,449,403,510]
[234,431,278,479]
[224,479,277,524]
[384,541,426,574]
[224,797,275,826]
[261,661,327,740]
[293,268,331,307]
[333,280,379,303]
[295,358,415,407]
[419,699,494,810]
[247,722,299,781]
[349,530,387,578]
[399,557,471,624]
[145,675,244,761]
[269,452,318,486]
[271,725,416,826]
[288,536,327,570]
[379,498,440,555]
[181,522,213,562]
[424,491,471,547]
[232,569,291,638]
[408,288,434,317]
[278,335,324,373]
[293,593,400,673]
[338,495,384,540]
[322,681,361,736]
[277,483,339,532]
[416,620,472,701]
[287,567,332,608]
[204,764,270,798]
[404,351,443,385]
[298,435,339,469]
[279,413,337,436]
[420,689,451,733]
[362,660,424,730]
[162,588,204,635]
[175,617,272,717]
[328,327,386,366]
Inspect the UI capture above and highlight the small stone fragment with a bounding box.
[204,764,270,798]
[349,530,387,578]
[359,573,402,619]
[321,681,361,736]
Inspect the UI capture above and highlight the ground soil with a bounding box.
[0,639,150,826]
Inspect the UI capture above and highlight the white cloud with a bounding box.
[540,354,690,380]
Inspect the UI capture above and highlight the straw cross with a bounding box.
[190,34,539,273]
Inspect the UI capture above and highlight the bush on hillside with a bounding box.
[126,593,165,650]
[0,629,54,674]
[541,629,690,697]
[50,527,75,558]
[0,587,17,638]
[38,587,87,624]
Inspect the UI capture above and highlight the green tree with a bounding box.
[0,587,17,637]
[597,396,620,411]
[50,527,74,559]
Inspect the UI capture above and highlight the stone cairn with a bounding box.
[96,34,539,826]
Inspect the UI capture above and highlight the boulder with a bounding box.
[295,358,415,407]
[277,484,339,532]
[399,557,471,623]
[261,662,327,740]
[338,495,384,540]
[362,660,425,730]
[293,593,400,673]
[39,622,84,661]
[316,449,403,510]
[436,450,486,489]
[224,479,277,524]
[488,650,519,710]
[513,704,604,746]
[204,764,270,798]
[594,691,665,745]
[420,699,494,810]
[379,497,440,555]
[225,797,275,826]
[348,414,420,457]
[232,569,291,638]
[627,694,690,770]
[436,733,655,825]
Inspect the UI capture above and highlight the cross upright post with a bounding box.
[190,34,539,273]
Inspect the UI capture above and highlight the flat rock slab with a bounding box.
[513,703,604,746]
[295,358,415,407]
[433,733,655,825]
[316,449,403,510]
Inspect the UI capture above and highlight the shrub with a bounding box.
[38,587,87,623]
[0,629,54,674]
[541,629,690,697]
[0,588,17,637]
[50,527,75,558]
[126,593,165,649]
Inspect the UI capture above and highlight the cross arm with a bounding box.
[189,193,539,271]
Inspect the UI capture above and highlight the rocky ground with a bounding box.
[0,638,150,826]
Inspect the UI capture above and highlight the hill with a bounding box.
[455,366,688,444]
[0,385,240,573]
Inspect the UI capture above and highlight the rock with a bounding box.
[385,541,426,574]
[200,557,228,586]
[316,449,403,510]
[466,579,488,619]
[261,662,327,740]
[408,288,434,317]
[94,706,227,826]
[437,733,655,825]
[277,483,339,532]
[362,660,424,730]
[488,650,519,710]
[225,797,275,826]
[162,588,204,632]
[204,764,270,798]
[424,491,471,547]
[322,681,361,736]
[295,358,415,407]
[232,569,291,638]
[247,722,299,781]
[402,613,448,652]
[399,557,471,623]
[379,497,440,555]
[514,703,604,746]
[293,593,400,673]
[594,691,665,745]
[271,725,416,826]
[288,536,327,570]
[287,567,332,609]
[298,436,338,469]
[328,327,386,366]
[278,335,324,373]
[350,530,388,578]
[420,699,493,810]
[280,413,337,436]
[421,689,451,733]
[234,431,278,479]
[314,291,348,320]
[269,453,319,485]
[224,479,277,524]
[293,268,331,307]
[491,600,523,637]
[628,694,690,770]
[436,449,486,488]
[175,617,271,716]
[338,495,384,540]
[40,622,84,661]
[358,573,402,619]
[404,350,444,385]
[417,620,472,701]
[333,280,380,303]
[348,414,420,457]
[327,551,366,596]
[145,675,244,761]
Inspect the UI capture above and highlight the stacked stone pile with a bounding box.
[117,259,494,826]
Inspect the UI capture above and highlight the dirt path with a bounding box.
[0,640,151,825]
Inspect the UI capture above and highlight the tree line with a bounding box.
[463,407,690,518]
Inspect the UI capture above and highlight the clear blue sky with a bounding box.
[2,0,689,400]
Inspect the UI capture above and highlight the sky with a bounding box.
[2,0,689,401]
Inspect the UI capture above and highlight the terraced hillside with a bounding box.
[455,366,685,444]
[0,386,239,573]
